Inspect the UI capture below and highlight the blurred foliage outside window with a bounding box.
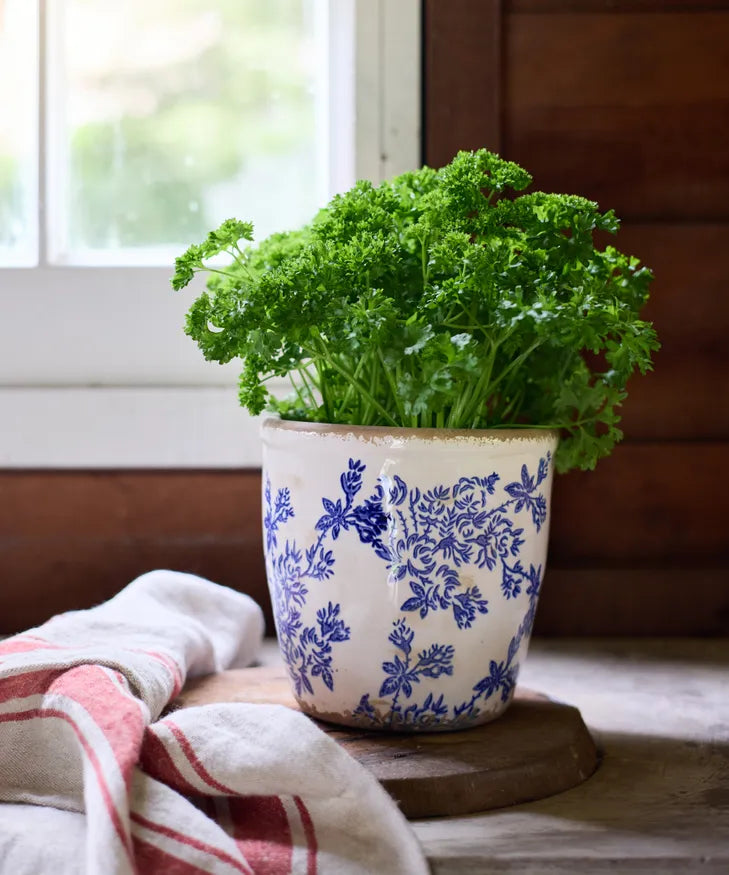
[0,0,38,265]
[0,0,324,265]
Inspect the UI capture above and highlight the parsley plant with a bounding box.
[172,150,659,472]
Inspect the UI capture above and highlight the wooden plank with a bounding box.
[423,0,503,167]
[1,449,728,636]
[595,223,729,440]
[0,470,271,634]
[0,470,261,540]
[0,537,271,636]
[612,224,729,350]
[536,567,729,636]
[508,0,729,12]
[619,362,729,441]
[413,638,729,873]
[549,442,729,564]
[175,664,598,819]
[503,13,729,220]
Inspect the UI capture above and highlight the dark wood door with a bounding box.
[425,0,729,633]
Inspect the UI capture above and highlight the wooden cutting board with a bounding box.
[173,665,598,818]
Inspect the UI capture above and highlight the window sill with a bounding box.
[2,386,263,467]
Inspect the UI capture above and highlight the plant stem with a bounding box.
[313,359,333,422]
[194,266,237,281]
[487,339,542,396]
[377,349,406,424]
[500,386,525,423]
[420,233,429,287]
[339,353,369,412]
[452,339,498,428]
[296,367,319,408]
[289,374,308,409]
[311,335,398,427]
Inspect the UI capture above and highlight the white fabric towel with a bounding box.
[0,570,429,875]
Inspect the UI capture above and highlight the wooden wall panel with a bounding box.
[536,568,729,636]
[424,0,503,165]
[601,224,729,440]
[424,0,729,635]
[0,471,271,635]
[508,1,729,13]
[549,444,729,564]
[503,12,729,221]
[620,364,729,441]
[614,225,729,353]
[3,1,728,640]
[2,466,728,637]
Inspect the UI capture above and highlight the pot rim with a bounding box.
[261,416,560,444]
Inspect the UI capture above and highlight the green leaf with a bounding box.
[172,148,659,472]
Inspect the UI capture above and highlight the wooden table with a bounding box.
[411,638,729,874]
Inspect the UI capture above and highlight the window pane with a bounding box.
[50,0,325,265]
[0,1,38,267]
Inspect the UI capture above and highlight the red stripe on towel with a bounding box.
[294,796,318,875]
[49,666,146,786]
[0,667,64,703]
[163,719,238,795]
[140,727,202,796]
[130,811,252,874]
[0,636,64,656]
[139,649,184,696]
[228,795,293,875]
[0,708,134,864]
[132,836,213,875]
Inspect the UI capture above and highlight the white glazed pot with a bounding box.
[261,419,558,732]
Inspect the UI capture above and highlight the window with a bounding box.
[0,0,420,466]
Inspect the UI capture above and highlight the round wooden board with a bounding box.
[174,665,599,819]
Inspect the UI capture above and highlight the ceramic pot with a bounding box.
[261,419,558,732]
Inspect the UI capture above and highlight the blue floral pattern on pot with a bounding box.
[264,451,551,729]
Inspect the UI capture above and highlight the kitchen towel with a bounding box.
[0,570,428,874]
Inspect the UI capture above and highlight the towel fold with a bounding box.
[0,570,428,875]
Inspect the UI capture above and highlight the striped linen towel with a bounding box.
[0,570,428,875]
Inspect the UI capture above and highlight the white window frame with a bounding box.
[0,0,421,468]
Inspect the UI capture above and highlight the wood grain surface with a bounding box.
[503,11,729,221]
[2,0,728,645]
[173,663,598,819]
[508,0,729,13]
[423,0,503,163]
[2,454,728,636]
[414,638,729,873]
[421,0,729,654]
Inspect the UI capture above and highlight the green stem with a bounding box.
[451,339,498,428]
[195,266,237,280]
[500,386,525,423]
[339,352,370,411]
[487,339,542,396]
[288,374,308,410]
[311,337,398,427]
[313,359,333,422]
[367,356,379,425]
[377,349,405,424]
[300,361,321,390]
[420,233,429,288]
[296,367,319,408]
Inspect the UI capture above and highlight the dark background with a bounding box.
[2,0,728,636]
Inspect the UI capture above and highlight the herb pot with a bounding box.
[262,418,558,732]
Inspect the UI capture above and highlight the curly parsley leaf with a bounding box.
[172,149,660,472]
